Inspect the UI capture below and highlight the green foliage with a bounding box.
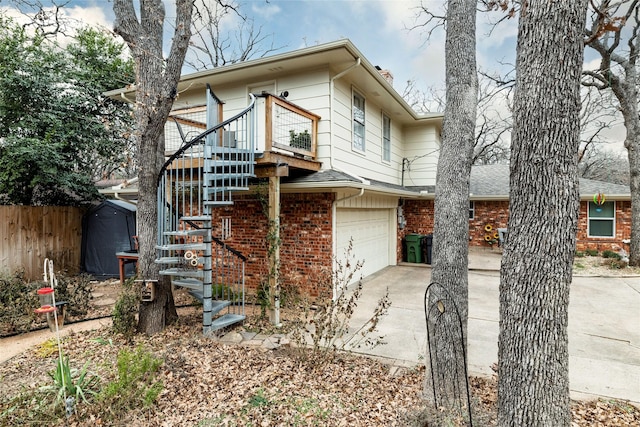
[601,249,622,260]
[289,129,311,150]
[0,17,135,206]
[45,351,100,404]
[0,388,60,425]
[247,388,270,408]
[212,283,243,303]
[585,248,599,256]
[112,279,139,339]
[97,346,163,415]
[575,251,585,258]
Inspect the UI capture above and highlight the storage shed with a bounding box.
[81,200,137,278]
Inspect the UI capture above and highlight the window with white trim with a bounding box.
[353,91,365,152]
[469,201,475,220]
[588,201,615,237]
[382,114,391,162]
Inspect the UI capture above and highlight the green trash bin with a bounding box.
[405,234,423,263]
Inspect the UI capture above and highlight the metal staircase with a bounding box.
[156,86,256,333]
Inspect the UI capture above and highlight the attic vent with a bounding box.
[268,66,284,72]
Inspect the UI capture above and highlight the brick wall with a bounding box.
[209,191,334,300]
[399,199,434,262]
[469,201,510,247]
[399,198,630,254]
[576,200,631,252]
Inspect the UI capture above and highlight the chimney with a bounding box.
[375,66,394,86]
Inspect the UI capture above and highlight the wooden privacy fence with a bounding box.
[0,206,84,280]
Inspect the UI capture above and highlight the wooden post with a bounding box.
[268,175,281,325]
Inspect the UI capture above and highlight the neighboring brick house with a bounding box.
[398,164,631,256]
[466,164,631,252]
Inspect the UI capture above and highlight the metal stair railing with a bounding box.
[156,87,256,333]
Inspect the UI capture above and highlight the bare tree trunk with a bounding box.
[426,0,476,413]
[584,1,640,265]
[113,0,194,335]
[498,1,588,425]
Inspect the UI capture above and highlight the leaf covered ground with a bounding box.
[1,305,639,426]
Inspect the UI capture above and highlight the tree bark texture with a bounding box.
[498,2,588,426]
[426,0,477,414]
[113,0,195,335]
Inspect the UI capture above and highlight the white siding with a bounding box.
[165,65,440,188]
[402,126,440,186]
[329,79,438,187]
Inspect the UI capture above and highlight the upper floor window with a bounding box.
[588,201,615,237]
[382,114,391,162]
[353,91,365,152]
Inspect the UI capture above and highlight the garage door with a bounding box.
[336,208,393,281]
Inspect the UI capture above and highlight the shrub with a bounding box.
[0,270,39,335]
[585,249,599,256]
[112,278,139,339]
[602,250,622,260]
[45,350,100,406]
[287,240,391,369]
[97,346,163,416]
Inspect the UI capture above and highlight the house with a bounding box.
[103,39,443,331]
[466,164,631,251]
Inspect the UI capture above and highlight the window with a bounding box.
[382,114,391,162]
[588,201,615,237]
[353,91,365,152]
[469,201,475,220]
[221,217,232,240]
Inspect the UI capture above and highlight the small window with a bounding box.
[221,217,232,240]
[353,91,365,152]
[382,114,391,162]
[588,201,615,237]
[469,201,475,220]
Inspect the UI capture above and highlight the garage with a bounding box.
[336,208,395,281]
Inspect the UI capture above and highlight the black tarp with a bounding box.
[81,200,137,278]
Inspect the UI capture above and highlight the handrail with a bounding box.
[157,93,256,185]
[213,236,247,262]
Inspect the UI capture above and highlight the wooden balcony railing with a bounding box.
[165,94,320,162]
[263,94,320,160]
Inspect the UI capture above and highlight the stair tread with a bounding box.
[172,278,203,289]
[204,201,235,206]
[210,147,254,154]
[180,216,212,221]
[205,186,249,193]
[155,257,185,264]
[189,291,232,311]
[210,314,246,331]
[159,268,204,278]
[164,230,209,236]
[156,243,206,251]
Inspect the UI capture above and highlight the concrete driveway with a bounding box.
[344,260,640,405]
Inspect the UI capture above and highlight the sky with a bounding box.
[0,0,625,151]
[0,0,519,99]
